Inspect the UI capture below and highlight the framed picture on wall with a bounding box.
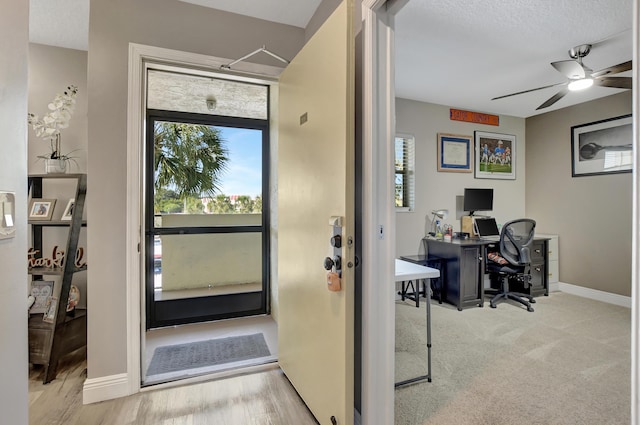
[474,131,516,180]
[437,133,472,173]
[571,114,632,177]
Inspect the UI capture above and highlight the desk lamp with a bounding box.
[429,209,448,236]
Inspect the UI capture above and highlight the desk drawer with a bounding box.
[531,241,545,262]
[507,263,545,297]
[530,263,545,293]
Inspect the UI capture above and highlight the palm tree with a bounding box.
[154,122,228,212]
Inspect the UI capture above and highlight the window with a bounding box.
[395,135,415,211]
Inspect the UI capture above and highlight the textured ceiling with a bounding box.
[395,0,633,117]
[29,0,633,118]
[147,70,268,120]
[178,0,322,28]
[29,0,89,51]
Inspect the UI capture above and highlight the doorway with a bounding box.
[141,66,277,386]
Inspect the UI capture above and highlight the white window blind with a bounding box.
[395,135,415,211]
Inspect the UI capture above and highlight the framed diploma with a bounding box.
[437,133,472,173]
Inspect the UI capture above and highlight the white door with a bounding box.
[277,1,355,424]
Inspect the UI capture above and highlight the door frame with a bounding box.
[632,0,640,421]
[123,43,282,396]
[359,1,407,423]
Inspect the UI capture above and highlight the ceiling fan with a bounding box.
[492,44,632,110]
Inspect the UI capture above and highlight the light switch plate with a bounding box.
[0,191,16,240]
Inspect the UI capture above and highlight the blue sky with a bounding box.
[216,126,262,197]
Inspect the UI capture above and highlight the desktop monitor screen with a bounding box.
[463,188,493,215]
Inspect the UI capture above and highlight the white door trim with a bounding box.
[631,0,639,421]
[361,1,407,423]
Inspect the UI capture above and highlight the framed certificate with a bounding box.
[437,133,472,173]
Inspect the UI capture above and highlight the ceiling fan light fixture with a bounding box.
[568,78,594,91]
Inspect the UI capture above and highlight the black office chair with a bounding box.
[485,218,536,312]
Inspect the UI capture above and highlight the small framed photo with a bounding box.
[29,199,56,221]
[474,131,516,180]
[571,114,633,177]
[43,296,58,323]
[61,199,75,221]
[437,133,473,173]
[30,280,55,314]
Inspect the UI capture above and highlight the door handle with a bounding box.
[324,255,342,271]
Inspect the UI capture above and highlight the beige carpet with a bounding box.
[395,292,630,425]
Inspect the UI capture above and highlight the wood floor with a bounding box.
[29,350,318,425]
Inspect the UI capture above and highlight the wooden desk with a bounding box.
[423,237,550,311]
[394,259,439,387]
[424,238,488,311]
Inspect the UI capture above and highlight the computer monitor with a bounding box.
[463,188,493,216]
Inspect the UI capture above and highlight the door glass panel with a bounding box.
[154,123,263,228]
[153,233,262,301]
[148,117,266,323]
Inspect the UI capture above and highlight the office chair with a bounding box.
[485,218,536,312]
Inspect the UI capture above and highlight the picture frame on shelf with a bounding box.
[571,114,633,177]
[66,285,80,312]
[29,199,56,221]
[42,296,58,323]
[474,131,516,180]
[61,199,75,221]
[437,133,473,173]
[29,280,54,314]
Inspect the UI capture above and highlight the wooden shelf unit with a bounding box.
[28,173,87,384]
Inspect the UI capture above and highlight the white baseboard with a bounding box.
[83,373,131,404]
[558,282,631,308]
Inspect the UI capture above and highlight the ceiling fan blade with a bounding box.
[551,60,586,79]
[536,88,569,110]
[491,82,567,101]
[591,60,632,78]
[594,76,632,89]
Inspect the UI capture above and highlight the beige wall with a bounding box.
[0,0,29,422]
[526,91,632,296]
[28,44,88,173]
[87,0,305,380]
[28,44,88,308]
[395,98,527,256]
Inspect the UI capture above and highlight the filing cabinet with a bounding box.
[537,233,559,288]
[505,236,553,297]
